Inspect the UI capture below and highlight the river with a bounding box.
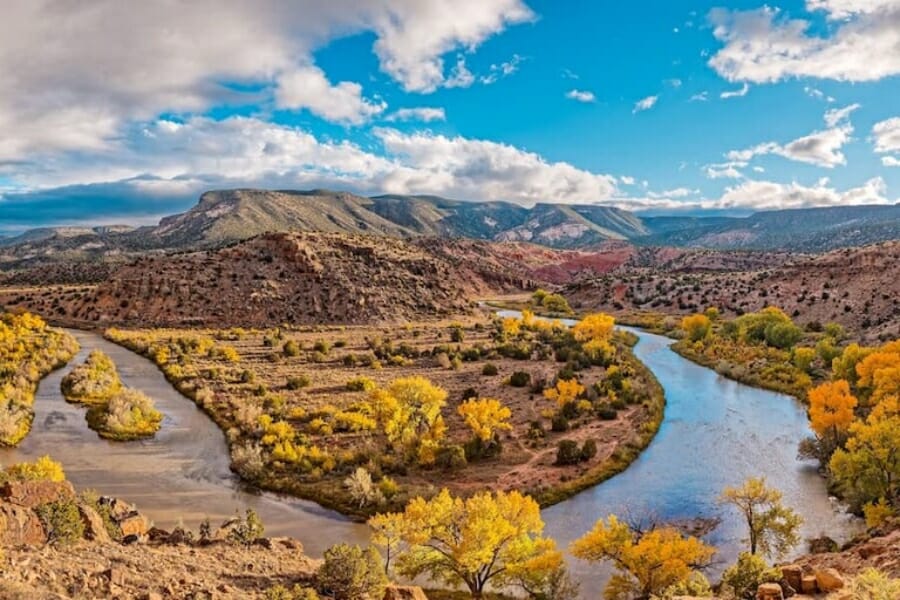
[0,325,859,596]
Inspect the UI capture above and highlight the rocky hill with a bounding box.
[0,232,633,328]
[564,241,900,341]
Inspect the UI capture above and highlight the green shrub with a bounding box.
[846,568,900,600]
[265,585,320,600]
[580,439,598,461]
[283,340,302,357]
[346,377,376,392]
[435,445,468,471]
[596,405,618,420]
[227,508,265,546]
[551,415,569,432]
[509,371,531,387]
[286,375,311,390]
[313,340,331,354]
[555,440,582,465]
[720,552,780,600]
[481,363,499,376]
[317,544,388,600]
[36,499,85,546]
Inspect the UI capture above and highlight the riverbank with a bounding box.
[102,314,665,521]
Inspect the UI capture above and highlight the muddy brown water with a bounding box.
[0,323,860,596]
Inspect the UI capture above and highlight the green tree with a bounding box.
[317,543,387,600]
[720,478,802,559]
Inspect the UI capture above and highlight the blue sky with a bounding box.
[0,0,898,234]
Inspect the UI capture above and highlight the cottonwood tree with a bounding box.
[570,514,715,600]
[719,478,802,559]
[372,376,447,465]
[830,413,900,508]
[457,397,512,450]
[370,488,562,599]
[806,380,858,460]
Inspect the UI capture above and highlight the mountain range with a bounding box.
[1,190,899,268]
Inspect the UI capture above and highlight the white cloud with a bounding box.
[275,66,386,125]
[370,0,534,92]
[620,176,636,185]
[872,117,900,166]
[708,4,900,83]
[804,86,836,102]
[665,78,683,88]
[3,115,623,209]
[444,55,476,88]
[647,187,698,199]
[633,95,658,113]
[385,107,447,122]
[806,0,899,20]
[480,54,525,84]
[690,91,709,102]
[712,176,889,210]
[374,128,619,203]
[824,103,860,127]
[565,89,596,103]
[704,161,747,179]
[720,83,749,99]
[0,0,532,161]
[725,107,857,168]
[872,117,900,152]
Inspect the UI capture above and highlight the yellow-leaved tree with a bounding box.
[854,341,900,408]
[371,488,569,599]
[807,380,858,458]
[372,376,447,465]
[720,478,802,559]
[681,313,711,342]
[571,515,715,600]
[544,379,585,408]
[458,397,512,445]
[573,313,616,343]
[830,412,900,509]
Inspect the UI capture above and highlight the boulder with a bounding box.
[384,587,429,600]
[117,513,150,538]
[800,574,817,594]
[99,496,136,520]
[0,504,48,546]
[78,502,111,543]
[781,565,802,593]
[756,583,784,600]
[815,568,845,592]
[0,480,76,508]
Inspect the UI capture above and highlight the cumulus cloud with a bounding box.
[444,56,476,88]
[565,89,596,103]
[712,176,889,210]
[872,117,900,166]
[275,66,385,124]
[633,95,658,113]
[725,106,858,168]
[385,107,447,122]
[1,115,623,225]
[373,128,619,202]
[370,0,534,92]
[0,0,532,161]
[708,3,900,83]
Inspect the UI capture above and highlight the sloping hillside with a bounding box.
[495,204,645,247]
[642,205,900,251]
[565,241,900,341]
[150,189,412,247]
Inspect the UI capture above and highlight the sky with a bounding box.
[0,0,899,234]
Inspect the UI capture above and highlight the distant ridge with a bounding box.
[1,190,899,267]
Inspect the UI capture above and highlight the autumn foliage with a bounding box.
[571,514,715,600]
